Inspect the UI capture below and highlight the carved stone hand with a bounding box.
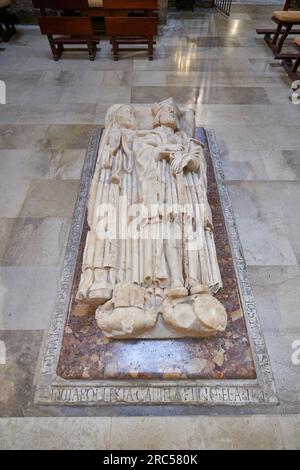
[156,144,184,161]
[171,153,189,174]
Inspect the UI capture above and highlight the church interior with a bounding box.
[0,0,300,451]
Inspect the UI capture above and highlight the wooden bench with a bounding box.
[256,0,300,54]
[0,0,17,41]
[104,0,158,61]
[33,0,100,60]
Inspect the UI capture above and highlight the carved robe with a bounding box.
[134,125,222,295]
[77,120,138,303]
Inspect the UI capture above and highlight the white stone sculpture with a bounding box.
[77,99,227,339]
[77,104,138,305]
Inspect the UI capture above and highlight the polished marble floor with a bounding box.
[0,4,300,449]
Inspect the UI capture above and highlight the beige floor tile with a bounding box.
[110,416,283,450]
[279,416,300,450]
[0,418,111,450]
[20,180,79,218]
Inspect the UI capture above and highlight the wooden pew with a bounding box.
[104,0,158,61]
[32,0,99,60]
[256,0,300,54]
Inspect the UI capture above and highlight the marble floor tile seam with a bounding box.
[0,260,68,269]
[0,175,83,182]
[167,80,289,89]
[130,86,274,105]
[3,99,297,111]
[7,116,98,126]
[132,62,284,74]
[2,57,290,74]
[233,214,299,229]
[225,178,300,183]
[259,326,300,335]
[0,58,135,73]
[3,87,295,105]
[225,179,300,186]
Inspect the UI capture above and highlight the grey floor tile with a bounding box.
[197,86,270,104]
[14,105,97,125]
[0,218,70,267]
[19,180,79,218]
[279,416,300,450]
[248,266,300,330]
[41,124,95,150]
[0,330,43,416]
[0,266,61,330]
[0,125,48,150]
[0,417,111,449]
[0,149,86,180]
[109,416,283,449]
[236,217,297,266]
[227,181,300,220]
[216,125,300,154]
[220,149,268,180]
[132,86,270,105]
[131,86,198,104]
[262,150,300,181]
[264,329,300,410]
[59,85,131,105]
[0,124,95,151]
[281,218,300,265]
[0,180,31,218]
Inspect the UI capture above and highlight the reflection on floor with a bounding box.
[0,4,299,449]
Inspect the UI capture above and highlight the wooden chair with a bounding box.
[0,0,17,42]
[257,0,300,54]
[32,0,100,60]
[275,36,300,80]
[103,0,158,61]
[105,16,157,60]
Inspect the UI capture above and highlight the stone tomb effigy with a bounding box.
[35,100,277,406]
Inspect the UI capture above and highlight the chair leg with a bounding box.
[271,23,283,46]
[292,55,300,73]
[112,37,118,61]
[87,39,96,61]
[276,24,292,54]
[0,23,5,41]
[47,35,62,61]
[148,36,154,61]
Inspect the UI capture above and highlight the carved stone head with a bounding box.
[115,104,137,130]
[152,97,181,130]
